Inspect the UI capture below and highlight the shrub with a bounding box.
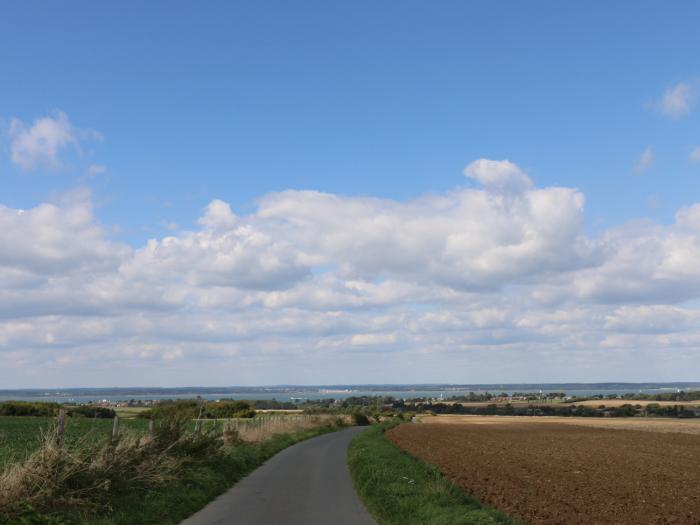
[222,423,242,446]
[67,406,116,419]
[202,400,256,419]
[0,401,61,417]
[140,399,257,420]
[353,413,371,426]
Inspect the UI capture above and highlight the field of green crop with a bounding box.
[0,416,151,469]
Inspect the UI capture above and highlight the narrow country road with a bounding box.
[180,427,377,525]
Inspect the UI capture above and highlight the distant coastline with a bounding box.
[2,382,700,404]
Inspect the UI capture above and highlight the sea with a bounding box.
[1,383,699,404]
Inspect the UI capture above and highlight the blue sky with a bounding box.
[3,1,699,239]
[2,2,700,387]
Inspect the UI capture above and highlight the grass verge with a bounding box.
[1,422,342,525]
[348,421,521,525]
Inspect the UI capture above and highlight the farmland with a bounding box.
[388,417,700,524]
[440,398,700,409]
[421,413,700,435]
[0,416,150,468]
[563,398,700,408]
[0,413,342,471]
[0,412,350,524]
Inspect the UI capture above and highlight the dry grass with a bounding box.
[0,425,182,516]
[223,414,349,442]
[254,409,303,413]
[421,414,700,435]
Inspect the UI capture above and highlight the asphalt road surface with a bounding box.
[181,426,377,525]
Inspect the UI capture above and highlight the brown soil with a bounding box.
[422,415,700,435]
[567,400,700,408]
[387,421,700,524]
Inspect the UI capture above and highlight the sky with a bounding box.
[2,1,700,387]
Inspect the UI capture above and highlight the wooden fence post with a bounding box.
[57,409,66,447]
[148,419,154,435]
[111,415,120,443]
[195,399,205,433]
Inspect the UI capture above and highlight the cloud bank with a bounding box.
[2,160,700,386]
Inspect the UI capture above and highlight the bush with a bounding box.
[0,401,61,417]
[140,399,256,420]
[222,423,242,447]
[151,416,189,448]
[67,406,116,419]
[202,401,255,419]
[353,413,371,426]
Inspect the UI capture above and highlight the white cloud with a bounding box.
[657,82,694,119]
[4,161,700,386]
[8,111,77,170]
[198,199,237,230]
[464,159,533,194]
[0,188,126,275]
[567,215,700,304]
[6,111,103,172]
[256,182,589,290]
[676,203,700,230]
[634,146,654,175]
[350,333,397,346]
[604,305,700,334]
[121,215,309,291]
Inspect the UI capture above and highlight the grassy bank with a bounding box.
[86,424,341,525]
[348,421,519,525]
[1,419,344,525]
[0,417,150,470]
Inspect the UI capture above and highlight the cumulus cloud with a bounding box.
[464,159,533,194]
[0,189,126,275]
[676,203,700,230]
[198,199,237,230]
[256,184,589,289]
[657,82,694,119]
[3,160,700,386]
[7,111,107,172]
[567,214,700,304]
[122,215,309,291]
[8,111,76,170]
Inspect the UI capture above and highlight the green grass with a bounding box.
[0,417,150,469]
[112,406,150,419]
[348,421,521,525]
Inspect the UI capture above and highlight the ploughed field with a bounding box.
[387,417,700,524]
